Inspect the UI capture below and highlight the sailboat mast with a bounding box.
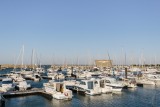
[31,49,35,69]
[21,45,24,70]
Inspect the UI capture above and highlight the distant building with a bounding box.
[95,60,112,68]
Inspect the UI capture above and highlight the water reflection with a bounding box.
[50,99,72,107]
[4,86,160,107]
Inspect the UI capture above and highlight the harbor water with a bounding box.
[1,69,160,107]
[4,87,160,107]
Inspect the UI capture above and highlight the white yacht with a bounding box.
[10,73,25,82]
[43,80,73,100]
[55,73,65,80]
[147,74,160,81]
[105,77,124,92]
[22,72,40,81]
[16,81,31,91]
[136,78,155,85]
[93,78,112,93]
[122,78,137,88]
[0,78,15,92]
[47,68,54,72]
[35,67,45,74]
[76,71,93,79]
[47,72,57,79]
[74,79,102,95]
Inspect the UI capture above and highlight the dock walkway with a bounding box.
[1,88,53,107]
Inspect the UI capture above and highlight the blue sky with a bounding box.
[0,0,160,65]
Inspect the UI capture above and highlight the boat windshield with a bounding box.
[2,81,12,84]
[80,81,86,85]
[88,81,93,89]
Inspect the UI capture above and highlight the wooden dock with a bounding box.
[1,88,53,107]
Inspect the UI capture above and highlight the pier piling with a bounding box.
[125,68,127,79]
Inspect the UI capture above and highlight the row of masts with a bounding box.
[13,45,42,70]
[1,45,160,70]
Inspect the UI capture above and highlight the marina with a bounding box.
[0,1,160,107]
[1,66,160,107]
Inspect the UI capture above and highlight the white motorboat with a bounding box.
[105,77,124,92]
[123,78,137,88]
[35,67,45,74]
[55,73,65,80]
[47,72,57,79]
[146,74,160,82]
[23,72,40,81]
[0,78,15,92]
[43,80,73,100]
[47,68,54,72]
[10,73,25,82]
[94,78,112,93]
[74,79,102,95]
[136,78,155,85]
[16,81,31,91]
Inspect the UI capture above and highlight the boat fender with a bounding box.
[64,92,68,96]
